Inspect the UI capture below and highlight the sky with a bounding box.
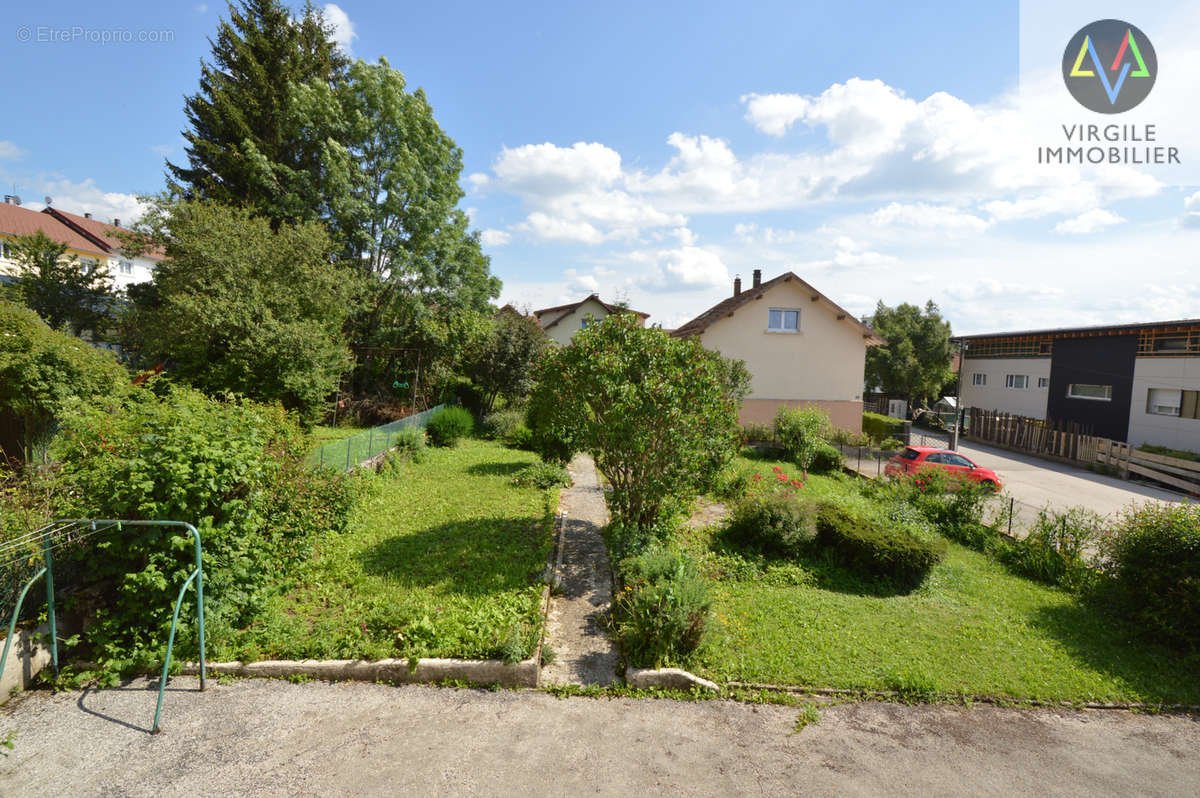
[2,1,1198,334]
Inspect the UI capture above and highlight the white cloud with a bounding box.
[493,141,623,193]
[33,177,146,225]
[150,143,173,157]
[867,202,992,234]
[1053,209,1125,235]
[516,213,605,244]
[480,229,511,246]
[323,4,356,54]
[0,141,25,160]
[632,244,730,292]
[741,92,810,137]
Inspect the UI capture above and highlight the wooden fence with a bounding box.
[964,408,1200,496]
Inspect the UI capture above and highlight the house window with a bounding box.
[1151,389,1200,419]
[0,241,10,260]
[1153,336,1189,353]
[1067,383,1112,401]
[118,259,133,275]
[971,373,986,386]
[79,257,99,275]
[1005,374,1029,389]
[767,308,800,332]
[1037,377,1049,388]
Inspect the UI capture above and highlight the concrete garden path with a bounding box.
[539,453,620,686]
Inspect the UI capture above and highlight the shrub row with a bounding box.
[815,503,946,587]
[426,406,474,446]
[862,412,905,445]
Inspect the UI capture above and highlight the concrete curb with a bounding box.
[0,623,54,703]
[179,657,539,687]
[625,665,719,692]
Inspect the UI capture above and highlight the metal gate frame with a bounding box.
[0,519,206,733]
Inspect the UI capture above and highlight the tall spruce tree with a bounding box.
[167,0,348,222]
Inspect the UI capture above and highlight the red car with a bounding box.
[884,447,1003,490]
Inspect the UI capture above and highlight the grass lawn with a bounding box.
[685,453,1200,705]
[310,424,369,446]
[215,439,557,663]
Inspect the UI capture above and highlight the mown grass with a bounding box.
[687,453,1200,705]
[214,439,558,663]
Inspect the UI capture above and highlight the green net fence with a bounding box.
[307,405,445,471]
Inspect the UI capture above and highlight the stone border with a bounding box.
[625,665,718,692]
[179,656,538,687]
[0,623,54,703]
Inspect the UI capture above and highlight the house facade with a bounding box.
[956,319,1200,449]
[672,270,884,432]
[0,198,161,291]
[533,294,649,346]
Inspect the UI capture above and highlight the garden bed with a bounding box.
[682,453,1200,705]
[213,440,559,664]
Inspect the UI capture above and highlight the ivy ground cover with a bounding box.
[687,453,1200,705]
[214,440,558,663]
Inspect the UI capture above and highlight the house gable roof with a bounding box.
[0,202,108,256]
[43,207,166,260]
[533,293,650,331]
[671,272,884,345]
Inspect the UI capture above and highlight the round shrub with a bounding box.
[774,406,831,471]
[512,461,571,489]
[809,441,844,473]
[481,408,525,440]
[724,493,816,557]
[1103,503,1200,650]
[505,425,535,450]
[426,406,474,446]
[815,502,946,587]
[613,548,711,668]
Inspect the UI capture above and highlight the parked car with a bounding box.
[884,446,1002,490]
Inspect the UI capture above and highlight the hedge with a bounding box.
[815,503,945,586]
[862,411,905,444]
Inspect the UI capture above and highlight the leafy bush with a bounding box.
[879,437,904,451]
[742,422,774,443]
[724,493,816,557]
[504,424,534,450]
[525,389,580,466]
[711,466,751,502]
[613,547,712,668]
[996,506,1103,591]
[391,425,427,462]
[481,408,525,440]
[862,412,905,445]
[1103,503,1200,649]
[49,384,359,672]
[809,441,843,473]
[815,503,946,587]
[887,470,996,546]
[426,406,474,446]
[512,461,571,489]
[774,406,831,473]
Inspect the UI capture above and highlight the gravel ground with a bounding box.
[539,453,620,686]
[2,678,1198,797]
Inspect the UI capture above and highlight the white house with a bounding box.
[532,294,650,346]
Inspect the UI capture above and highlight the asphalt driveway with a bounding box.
[2,678,1199,797]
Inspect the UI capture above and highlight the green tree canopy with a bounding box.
[466,309,550,413]
[0,299,127,461]
[528,314,749,532]
[167,0,348,222]
[865,300,954,407]
[4,231,114,338]
[126,200,357,424]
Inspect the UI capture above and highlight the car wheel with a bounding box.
[980,479,999,492]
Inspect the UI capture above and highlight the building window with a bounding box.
[0,241,10,260]
[79,257,99,275]
[767,308,800,332]
[1151,389,1200,419]
[1152,336,1189,353]
[971,373,986,386]
[118,259,133,275]
[1037,377,1049,388]
[1067,383,1112,401]
[1005,374,1029,389]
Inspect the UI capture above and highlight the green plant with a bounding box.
[815,503,946,587]
[613,547,712,668]
[886,470,996,547]
[793,703,821,732]
[774,406,831,473]
[481,408,526,440]
[528,313,748,530]
[1103,503,1200,650]
[1137,444,1199,462]
[426,406,474,446]
[724,493,816,557]
[711,465,751,502]
[505,425,535,450]
[392,425,427,462]
[996,506,1103,591]
[879,437,904,451]
[861,412,905,445]
[512,462,571,490]
[809,441,843,473]
[741,422,775,443]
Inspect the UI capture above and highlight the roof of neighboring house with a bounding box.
[0,202,108,256]
[671,271,885,344]
[43,207,165,260]
[953,318,1200,341]
[533,293,650,330]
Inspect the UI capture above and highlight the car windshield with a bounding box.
[898,448,921,460]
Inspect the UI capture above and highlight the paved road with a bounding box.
[957,441,1183,529]
[2,678,1198,797]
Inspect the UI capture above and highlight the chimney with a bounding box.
[752,269,762,288]
[84,212,92,219]
[2,195,18,205]
[112,218,120,228]
[733,275,742,296]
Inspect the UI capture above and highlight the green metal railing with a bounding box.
[0,519,206,734]
[308,404,445,471]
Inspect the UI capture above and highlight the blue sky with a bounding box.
[3,1,1198,333]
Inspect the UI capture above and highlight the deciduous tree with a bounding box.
[865,300,954,407]
[5,231,114,338]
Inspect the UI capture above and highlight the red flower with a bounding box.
[790,479,803,488]
[777,473,787,482]
[752,473,763,482]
